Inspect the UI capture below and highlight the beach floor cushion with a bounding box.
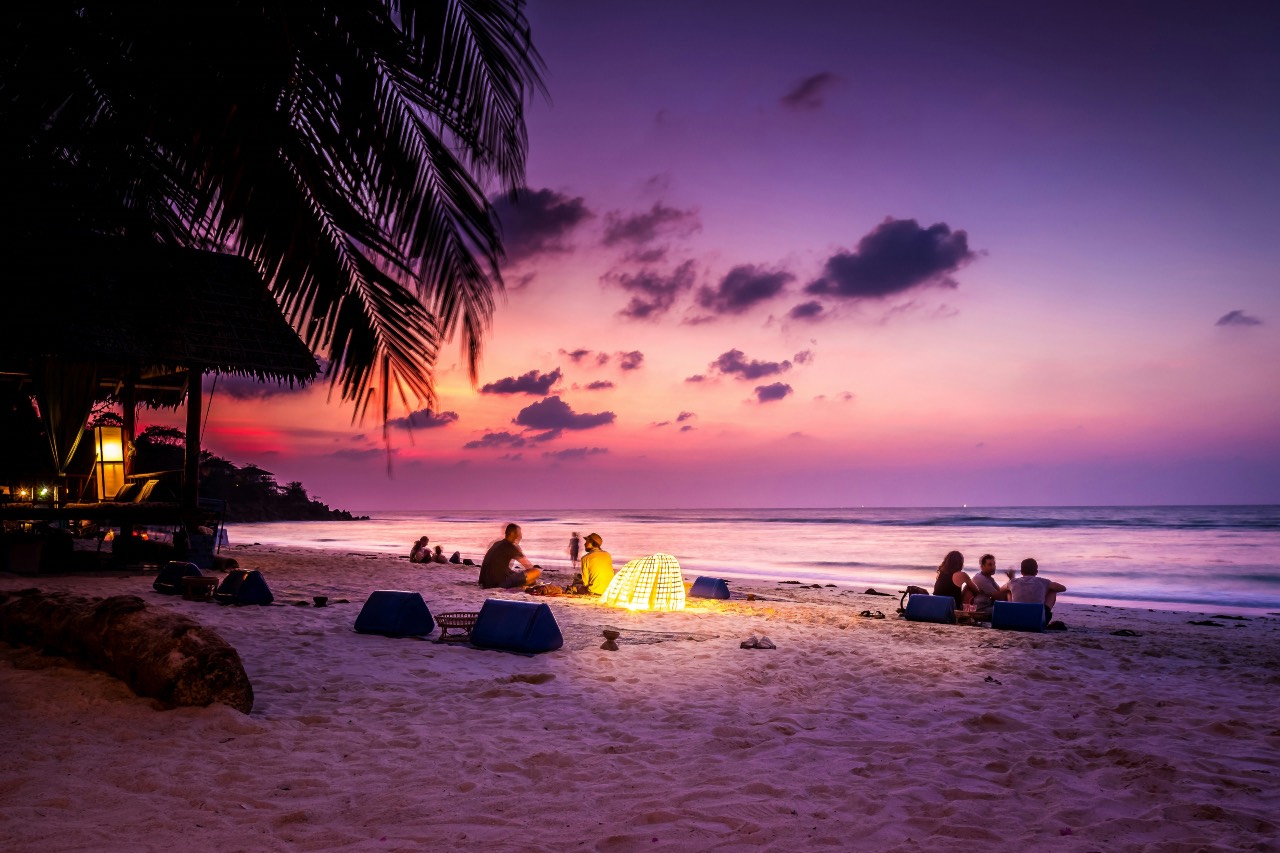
[470,599,564,654]
[354,590,435,637]
[991,600,1046,632]
[904,594,956,624]
[153,561,203,595]
[215,569,274,605]
[689,576,731,600]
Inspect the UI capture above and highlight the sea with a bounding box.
[226,506,1280,616]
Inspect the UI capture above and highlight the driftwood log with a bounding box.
[0,589,253,713]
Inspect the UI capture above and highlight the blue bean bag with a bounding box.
[354,590,435,637]
[903,593,956,624]
[470,599,563,654]
[689,576,731,599]
[215,569,274,606]
[153,561,203,595]
[991,601,1046,632]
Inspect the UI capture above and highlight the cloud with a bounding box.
[710,349,792,380]
[1216,310,1263,327]
[543,447,609,461]
[676,411,695,422]
[585,380,615,390]
[754,382,794,403]
[679,425,695,432]
[652,421,671,428]
[628,247,668,264]
[560,349,620,368]
[480,368,562,395]
[513,396,616,432]
[787,300,827,321]
[806,217,976,300]
[386,408,459,430]
[602,203,700,247]
[463,431,526,450]
[685,374,706,383]
[793,349,814,365]
[696,265,793,315]
[330,447,390,461]
[642,173,672,194]
[606,260,699,320]
[781,72,839,111]
[489,187,593,264]
[498,452,523,461]
[616,350,644,371]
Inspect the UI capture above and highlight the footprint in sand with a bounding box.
[506,673,556,685]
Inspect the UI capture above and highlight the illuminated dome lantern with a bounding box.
[601,553,686,611]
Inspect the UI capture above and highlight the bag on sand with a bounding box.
[526,584,563,597]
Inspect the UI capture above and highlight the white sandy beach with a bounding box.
[2,544,1278,852]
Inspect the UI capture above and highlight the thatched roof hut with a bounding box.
[0,237,318,512]
[1,237,317,398]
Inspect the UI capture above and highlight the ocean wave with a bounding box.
[616,511,1280,532]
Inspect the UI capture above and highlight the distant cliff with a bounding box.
[201,459,368,523]
[130,427,367,522]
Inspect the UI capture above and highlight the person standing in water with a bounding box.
[568,531,581,568]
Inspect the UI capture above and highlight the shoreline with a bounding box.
[2,543,1278,851]
[225,523,1280,618]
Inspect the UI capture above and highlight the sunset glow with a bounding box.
[148,1,1277,510]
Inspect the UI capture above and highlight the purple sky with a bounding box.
[179,0,1280,509]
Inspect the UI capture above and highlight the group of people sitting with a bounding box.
[478,523,615,595]
[409,536,459,565]
[933,551,1066,623]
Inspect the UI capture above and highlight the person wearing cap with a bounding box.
[578,532,614,595]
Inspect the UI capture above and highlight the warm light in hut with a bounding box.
[601,553,686,611]
[94,425,126,500]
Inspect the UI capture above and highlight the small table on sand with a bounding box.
[435,612,479,643]
[181,576,219,601]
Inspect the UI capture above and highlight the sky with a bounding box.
[165,0,1280,510]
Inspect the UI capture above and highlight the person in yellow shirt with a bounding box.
[578,532,614,595]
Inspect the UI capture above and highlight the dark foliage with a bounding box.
[1,1,545,423]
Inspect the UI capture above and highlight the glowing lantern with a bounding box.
[94,426,126,500]
[601,553,686,611]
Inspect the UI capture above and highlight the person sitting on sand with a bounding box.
[932,550,976,608]
[431,545,449,564]
[479,523,542,589]
[409,536,430,564]
[970,553,1009,618]
[575,532,614,595]
[1007,557,1067,623]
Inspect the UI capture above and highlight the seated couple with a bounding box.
[478,524,615,594]
[933,551,1066,622]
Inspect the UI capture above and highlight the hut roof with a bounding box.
[1,238,318,387]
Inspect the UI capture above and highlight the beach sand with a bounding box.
[2,544,1278,852]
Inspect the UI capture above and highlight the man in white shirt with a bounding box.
[970,553,1009,617]
[1008,557,1067,623]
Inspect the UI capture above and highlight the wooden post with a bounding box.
[122,372,137,482]
[183,367,202,514]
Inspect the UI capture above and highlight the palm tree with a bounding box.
[1,1,544,422]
